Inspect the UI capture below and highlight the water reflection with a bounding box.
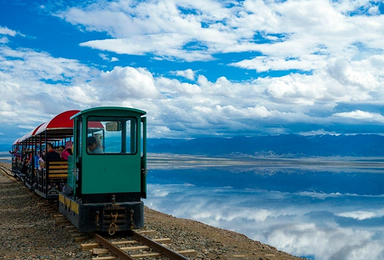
[146,155,384,260]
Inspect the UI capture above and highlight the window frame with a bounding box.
[85,116,138,155]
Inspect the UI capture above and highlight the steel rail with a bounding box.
[132,231,190,260]
[0,164,13,177]
[91,233,136,260]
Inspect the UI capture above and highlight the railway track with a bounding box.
[84,231,197,260]
[0,163,14,178]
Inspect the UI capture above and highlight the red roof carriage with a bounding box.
[15,109,104,145]
[12,138,21,145]
[34,110,81,137]
[17,122,45,143]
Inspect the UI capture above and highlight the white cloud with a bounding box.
[336,211,378,220]
[1,41,383,138]
[96,66,161,100]
[80,35,214,62]
[298,129,340,136]
[98,53,109,61]
[0,46,90,82]
[0,26,17,37]
[58,0,384,67]
[333,110,384,123]
[266,223,383,260]
[2,1,384,140]
[174,69,195,80]
[0,46,92,122]
[66,84,97,104]
[0,36,9,44]
[230,55,327,72]
[156,77,201,96]
[42,0,384,137]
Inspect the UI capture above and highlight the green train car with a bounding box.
[11,107,147,234]
[59,107,147,233]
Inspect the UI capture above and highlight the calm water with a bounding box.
[146,155,384,260]
[2,153,383,259]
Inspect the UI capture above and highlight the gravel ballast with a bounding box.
[0,162,303,259]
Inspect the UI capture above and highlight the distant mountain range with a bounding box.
[2,134,384,157]
[147,134,384,157]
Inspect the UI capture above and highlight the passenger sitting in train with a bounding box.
[34,150,40,169]
[44,143,61,161]
[54,146,62,155]
[9,147,21,159]
[61,141,73,160]
[20,158,28,176]
[87,136,103,153]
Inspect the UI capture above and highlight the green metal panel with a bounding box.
[141,116,147,196]
[81,153,141,194]
[71,116,80,197]
[67,155,75,189]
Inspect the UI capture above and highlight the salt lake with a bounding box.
[146,154,384,260]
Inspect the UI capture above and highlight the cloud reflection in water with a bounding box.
[146,155,384,260]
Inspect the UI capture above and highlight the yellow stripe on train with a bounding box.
[59,194,65,203]
[70,201,79,214]
[59,194,79,214]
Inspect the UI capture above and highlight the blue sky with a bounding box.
[1,0,384,144]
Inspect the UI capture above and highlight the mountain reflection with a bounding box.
[146,154,384,260]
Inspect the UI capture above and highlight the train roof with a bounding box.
[12,138,20,145]
[70,106,146,119]
[17,122,45,143]
[34,110,80,136]
[13,107,146,144]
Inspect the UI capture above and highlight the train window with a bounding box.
[87,117,137,154]
[78,118,82,158]
[126,119,137,154]
[141,120,144,158]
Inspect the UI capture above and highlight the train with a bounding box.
[10,107,147,234]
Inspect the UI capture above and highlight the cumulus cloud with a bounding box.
[0,46,91,121]
[96,66,161,99]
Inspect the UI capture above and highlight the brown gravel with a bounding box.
[0,162,303,260]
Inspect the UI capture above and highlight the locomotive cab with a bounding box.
[59,107,147,233]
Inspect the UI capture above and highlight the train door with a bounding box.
[80,116,142,203]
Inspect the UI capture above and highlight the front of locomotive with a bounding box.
[59,107,147,234]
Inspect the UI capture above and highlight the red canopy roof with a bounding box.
[16,122,45,143]
[32,123,45,135]
[35,110,80,136]
[18,129,35,143]
[16,109,105,143]
[12,138,20,145]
